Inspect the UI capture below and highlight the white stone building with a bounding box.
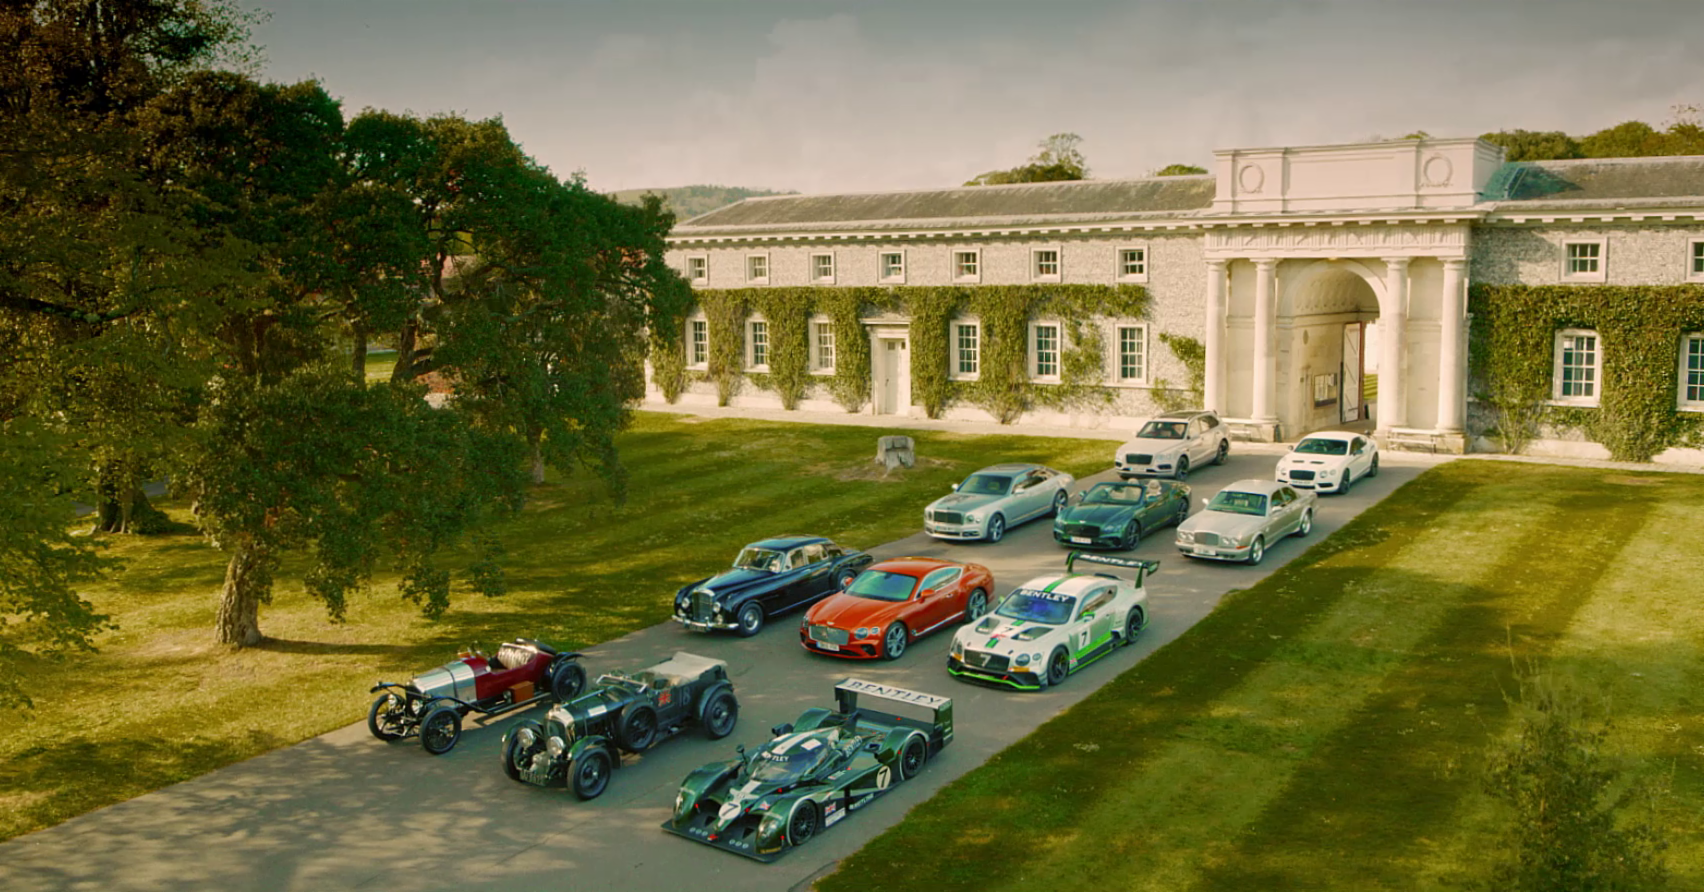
[652,137,1704,460]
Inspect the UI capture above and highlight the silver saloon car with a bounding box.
[1174,479,1316,565]
[924,463,1076,543]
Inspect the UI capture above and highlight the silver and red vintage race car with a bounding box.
[367,638,586,754]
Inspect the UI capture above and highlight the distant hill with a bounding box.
[608,185,797,221]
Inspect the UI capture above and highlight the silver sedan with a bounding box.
[1174,479,1316,565]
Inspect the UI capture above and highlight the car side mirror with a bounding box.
[950,483,959,492]
[771,722,794,737]
[918,588,937,600]
[1200,497,1210,508]
[1081,612,1095,622]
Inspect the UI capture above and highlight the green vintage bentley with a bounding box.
[662,679,953,862]
[1052,479,1191,549]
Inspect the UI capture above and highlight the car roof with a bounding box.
[1154,410,1211,420]
[866,557,962,576]
[1219,479,1287,496]
[1296,431,1359,441]
[973,463,1041,474]
[748,535,831,550]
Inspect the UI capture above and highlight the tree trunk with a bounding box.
[215,537,271,648]
[351,323,368,379]
[529,429,546,484]
[392,319,416,383]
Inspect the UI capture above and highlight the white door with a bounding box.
[1341,324,1362,424]
[878,339,901,414]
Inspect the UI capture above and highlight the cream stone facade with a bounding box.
[651,138,1704,461]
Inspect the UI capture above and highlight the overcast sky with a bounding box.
[251,0,1704,195]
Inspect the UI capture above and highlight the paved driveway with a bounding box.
[1,450,1448,892]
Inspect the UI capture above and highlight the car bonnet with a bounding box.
[928,491,1001,512]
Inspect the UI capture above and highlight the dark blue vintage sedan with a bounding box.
[673,536,874,637]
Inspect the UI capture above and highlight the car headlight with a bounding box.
[951,639,963,658]
[1317,468,1335,477]
[1177,530,1194,544]
[1015,653,1030,666]
[546,735,567,758]
[860,627,878,638]
[675,790,688,817]
[515,727,538,750]
[759,811,784,839]
[965,513,980,523]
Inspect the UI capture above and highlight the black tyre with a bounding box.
[882,622,909,661]
[838,569,859,590]
[985,514,1006,544]
[1120,520,1142,550]
[1215,439,1230,466]
[1246,536,1266,566]
[502,721,542,782]
[735,601,765,637]
[419,705,462,755]
[1175,456,1190,482]
[1174,499,1189,528]
[1049,490,1067,517]
[617,704,659,753]
[702,690,739,740]
[1123,606,1146,645]
[1340,469,1354,494]
[571,749,612,801]
[787,800,820,847]
[367,693,406,741]
[1043,648,1070,689]
[1368,454,1380,478]
[898,735,928,780]
[963,588,989,623]
[549,660,586,702]
[1295,509,1313,538]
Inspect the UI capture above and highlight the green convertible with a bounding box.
[662,678,953,862]
[1053,479,1192,549]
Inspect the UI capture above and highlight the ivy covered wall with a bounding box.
[1468,283,1704,461]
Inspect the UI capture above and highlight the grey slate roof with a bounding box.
[1484,156,1704,210]
[673,176,1217,236]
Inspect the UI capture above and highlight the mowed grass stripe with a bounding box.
[979,462,1570,892]
[819,468,1485,891]
[1190,463,1658,891]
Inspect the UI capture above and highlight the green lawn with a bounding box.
[819,461,1704,892]
[0,413,1113,842]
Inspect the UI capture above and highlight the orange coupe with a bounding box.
[799,557,995,660]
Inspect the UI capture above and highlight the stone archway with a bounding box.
[1279,260,1383,437]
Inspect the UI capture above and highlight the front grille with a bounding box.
[1194,532,1222,546]
[691,591,716,623]
[965,650,1009,672]
[1125,453,1152,465]
[520,762,558,786]
[930,510,965,525]
[1289,470,1316,481]
[809,624,850,645]
[1061,523,1100,538]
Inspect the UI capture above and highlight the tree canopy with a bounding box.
[1481,106,1704,161]
[965,133,1089,186]
[1152,163,1207,176]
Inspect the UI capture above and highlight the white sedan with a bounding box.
[1274,431,1379,494]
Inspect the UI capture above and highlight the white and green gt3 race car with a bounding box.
[947,552,1154,691]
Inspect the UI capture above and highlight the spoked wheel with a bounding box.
[963,588,989,623]
[1049,490,1067,517]
[1120,520,1142,550]
[985,514,1006,544]
[571,749,612,800]
[1340,469,1355,494]
[882,623,909,661]
[368,693,407,741]
[1368,454,1380,478]
[702,690,739,740]
[419,705,463,755]
[1042,649,1070,689]
[898,735,928,780]
[502,721,542,782]
[1295,510,1313,537]
[735,602,765,637]
[1123,606,1146,645]
[549,660,586,702]
[617,704,658,753]
[1174,500,1189,528]
[787,801,820,847]
[1175,457,1190,482]
[1246,536,1266,566]
[1215,440,1230,465]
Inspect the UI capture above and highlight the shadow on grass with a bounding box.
[253,638,422,658]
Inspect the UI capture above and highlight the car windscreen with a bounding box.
[958,473,1013,496]
[733,547,785,571]
[1294,438,1349,456]
[750,742,829,784]
[994,589,1077,625]
[1082,484,1143,505]
[845,570,918,602]
[1208,490,1268,516]
[1137,421,1187,440]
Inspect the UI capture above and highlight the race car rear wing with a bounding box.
[834,678,953,744]
[1066,550,1159,586]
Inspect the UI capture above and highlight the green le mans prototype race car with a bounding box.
[948,551,1154,691]
[663,678,953,862]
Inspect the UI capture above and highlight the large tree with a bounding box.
[965,132,1089,186]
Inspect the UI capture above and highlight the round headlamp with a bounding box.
[1015,653,1030,666]
[515,727,538,750]
[546,735,567,758]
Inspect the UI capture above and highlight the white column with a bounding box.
[1252,258,1277,422]
[1203,259,1228,413]
[1378,256,1410,432]
[1436,258,1466,432]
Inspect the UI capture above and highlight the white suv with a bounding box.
[1113,411,1230,481]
